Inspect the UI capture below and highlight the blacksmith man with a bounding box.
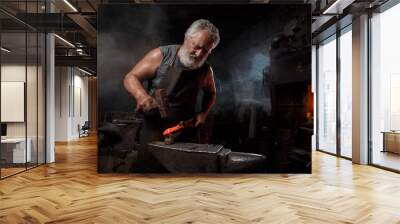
[123,19,220,172]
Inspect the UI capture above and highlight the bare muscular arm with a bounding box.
[123,48,162,112]
[196,67,217,126]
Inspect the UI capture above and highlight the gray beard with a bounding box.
[178,47,207,69]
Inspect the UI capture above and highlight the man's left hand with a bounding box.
[195,112,207,127]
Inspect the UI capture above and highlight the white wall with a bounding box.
[55,67,69,141]
[1,65,26,137]
[1,65,41,137]
[55,67,89,141]
[1,63,46,163]
[72,73,89,138]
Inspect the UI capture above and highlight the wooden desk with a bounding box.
[382,131,400,154]
[1,138,31,163]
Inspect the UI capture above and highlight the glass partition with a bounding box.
[26,0,43,169]
[38,32,45,165]
[1,30,28,177]
[339,27,352,158]
[370,3,400,171]
[0,1,46,179]
[27,30,38,169]
[317,35,337,154]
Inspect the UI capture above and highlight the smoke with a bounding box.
[209,21,273,115]
[98,5,169,114]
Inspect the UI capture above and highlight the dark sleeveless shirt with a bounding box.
[149,45,209,122]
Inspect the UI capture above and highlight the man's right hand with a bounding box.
[136,95,158,112]
[123,47,163,113]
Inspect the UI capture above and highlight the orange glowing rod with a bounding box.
[162,119,194,136]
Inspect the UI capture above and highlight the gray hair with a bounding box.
[184,19,220,49]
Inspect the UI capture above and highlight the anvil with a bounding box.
[147,141,266,173]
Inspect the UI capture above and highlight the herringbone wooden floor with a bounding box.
[1,135,400,224]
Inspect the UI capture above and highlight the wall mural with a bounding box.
[98,4,312,173]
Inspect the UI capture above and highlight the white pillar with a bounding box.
[46,1,55,163]
[352,14,369,164]
[312,45,317,151]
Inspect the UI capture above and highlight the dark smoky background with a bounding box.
[98,4,312,173]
